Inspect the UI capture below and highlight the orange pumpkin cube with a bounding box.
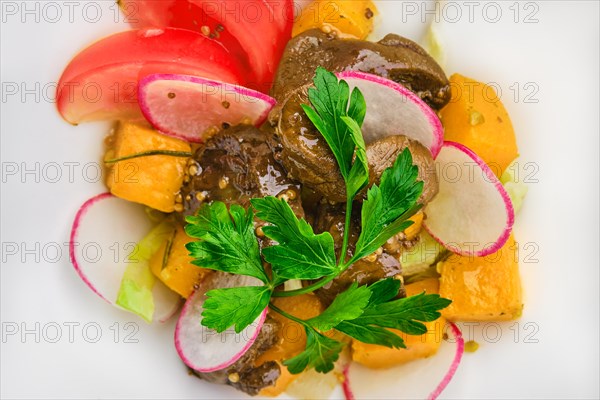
[106,122,190,212]
[439,234,523,321]
[293,0,377,39]
[403,211,424,240]
[148,225,210,298]
[440,73,518,176]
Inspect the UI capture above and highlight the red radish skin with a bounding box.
[425,141,515,257]
[174,274,267,372]
[69,193,180,322]
[336,71,444,158]
[342,364,355,400]
[139,74,276,142]
[428,322,464,400]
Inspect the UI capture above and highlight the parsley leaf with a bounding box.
[330,280,405,349]
[185,202,268,283]
[301,67,354,179]
[341,116,369,198]
[366,278,401,306]
[251,196,337,280]
[306,282,371,331]
[202,286,271,333]
[353,148,424,262]
[334,280,449,349]
[350,292,452,335]
[301,67,368,196]
[283,328,344,374]
[336,320,406,348]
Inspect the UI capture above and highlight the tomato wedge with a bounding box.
[56,28,244,124]
[120,0,251,73]
[120,0,293,92]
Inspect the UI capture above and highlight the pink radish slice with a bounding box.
[428,322,464,400]
[424,141,515,257]
[346,322,464,399]
[139,74,276,143]
[175,273,267,372]
[342,364,355,400]
[336,71,443,158]
[69,193,180,322]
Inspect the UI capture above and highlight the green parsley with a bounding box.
[185,202,268,283]
[185,67,451,375]
[251,196,337,281]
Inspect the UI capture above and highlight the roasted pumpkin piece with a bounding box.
[403,211,424,241]
[148,225,210,298]
[440,73,518,177]
[105,121,190,212]
[439,234,523,321]
[293,0,377,39]
[351,278,446,368]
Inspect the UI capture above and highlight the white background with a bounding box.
[1,1,599,399]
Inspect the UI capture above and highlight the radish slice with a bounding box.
[428,322,464,400]
[342,364,355,400]
[336,71,443,158]
[175,273,267,372]
[69,193,180,322]
[346,322,464,400]
[424,142,515,257]
[138,74,276,143]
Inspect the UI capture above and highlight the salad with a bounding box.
[59,0,527,398]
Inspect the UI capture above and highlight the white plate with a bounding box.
[1,1,598,399]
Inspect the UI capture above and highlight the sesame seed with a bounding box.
[321,24,332,34]
[255,226,265,237]
[218,177,229,189]
[365,253,378,262]
[228,372,240,383]
[278,193,290,202]
[285,189,297,200]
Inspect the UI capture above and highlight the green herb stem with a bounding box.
[339,196,353,265]
[161,228,177,271]
[104,150,192,164]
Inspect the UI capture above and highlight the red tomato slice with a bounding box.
[120,0,251,73]
[56,28,244,124]
[120,0,293,92]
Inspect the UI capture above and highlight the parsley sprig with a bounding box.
[185,67,451,374]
